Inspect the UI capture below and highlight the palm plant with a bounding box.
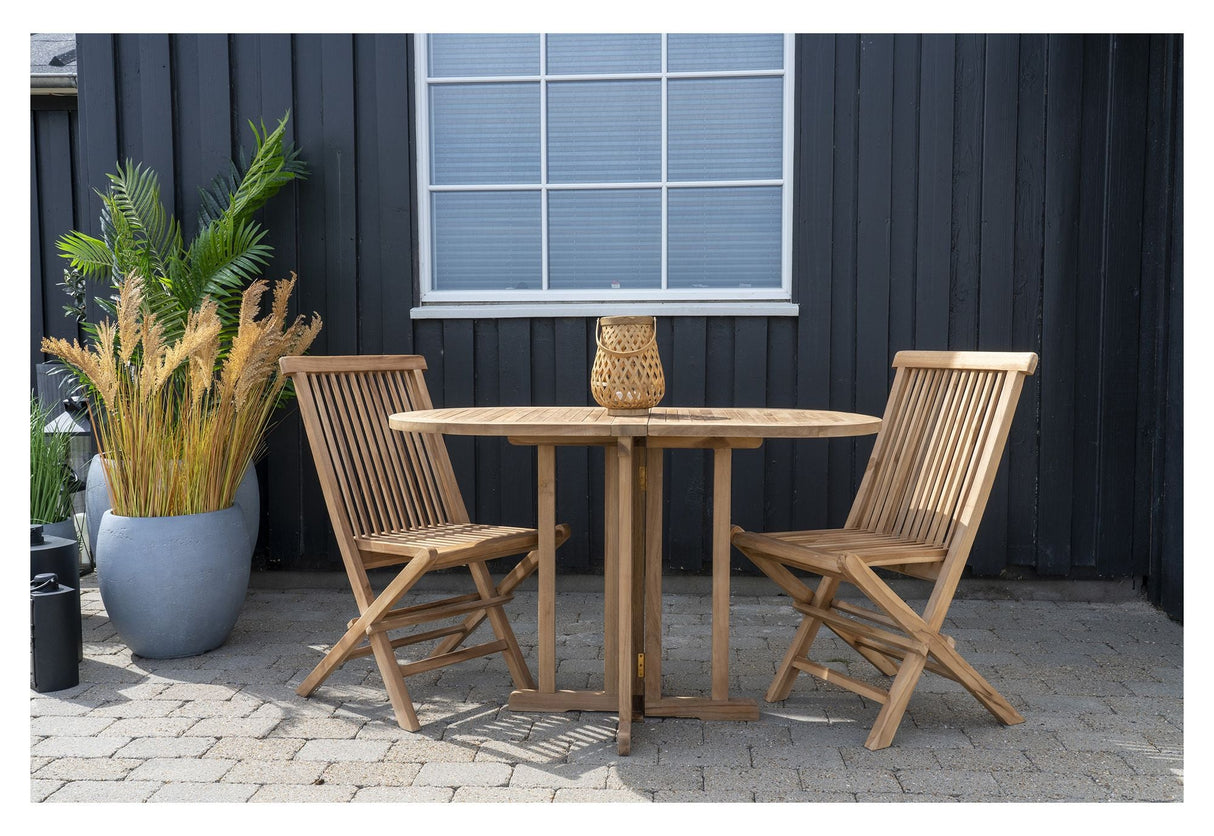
[57,112,306,350]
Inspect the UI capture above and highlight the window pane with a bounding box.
[548,190,661,290]
[667,34,784,72]
[667,187,782,289]
[546,34,661,74]
[428,34,540,77]
[668,77,783,181]
[430,83,540,185]
[548,81,661,183]
[432,192,541,291]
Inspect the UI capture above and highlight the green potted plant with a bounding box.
[30,395,79,547]
[57,112,306,556]
[41,272,321,658]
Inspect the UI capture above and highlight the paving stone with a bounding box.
[271,716,365,739]
[149,782,259,802]
[90,700,185,718]
[991,769,1113,801]
[29,716,117,737]
[170,696,266,718]
[796,767,903,794]
[352,786,455,802]
[510,763,613,789]
[158,683,245,701]
[34,757,142,782]
[321,761,422,787]
[250,783,358,802]
[127,757,236,782]
[756,790,859,802]
[223,759,325,784]
[474,739,570,764]
[98,717,199,737]
[114,736,217,758]
[296,738,391,762]
[704,765,801,794]
[838,746,939,770]
[416,761,514,787]
[188,717,281,738]
[32,736,131,758]
[29,697,100,717]
[931,747,1035,771]
[856,792,960,802]
[656,742,752,767]
[1094,773,1183,801]
[608,763,702,791]
[45,781,162,802]
[749,744,846,770]
[453,786,554,802]
[553,788,652,802]
[30,779,63,802]
[204,736,305,760]
[653,789,755,802]
[895,768,1001,796]
[385,736,478,763]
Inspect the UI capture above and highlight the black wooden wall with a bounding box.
[32,34,1183,618]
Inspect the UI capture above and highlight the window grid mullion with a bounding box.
[661,34,668,291]
[540,34,549,292]
[426,69,787,84]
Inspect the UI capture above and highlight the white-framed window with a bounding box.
[414,33,795,317]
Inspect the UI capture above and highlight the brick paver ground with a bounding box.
[30,573,1183,803]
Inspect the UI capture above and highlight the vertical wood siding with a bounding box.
[35,33,1182,617]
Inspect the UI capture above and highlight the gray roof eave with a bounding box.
[31,73,78,94]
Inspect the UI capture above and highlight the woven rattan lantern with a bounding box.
[590,315,666,415]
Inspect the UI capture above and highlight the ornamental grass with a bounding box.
[41,272,321,518]
[30,395,74,525]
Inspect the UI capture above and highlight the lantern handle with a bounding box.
[594,317,658,357]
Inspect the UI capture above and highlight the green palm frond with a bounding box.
[180,218,273,331]
[197,112,307,229]
[57,230,118,280]
[102,161,183,280]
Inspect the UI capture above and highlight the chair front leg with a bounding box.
[468,560,536,690]
[298,552,437,698]
[865,648,927,750]
[757,562,841,703]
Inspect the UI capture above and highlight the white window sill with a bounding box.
[408,301,800,319]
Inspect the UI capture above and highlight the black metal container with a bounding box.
[31,573,80,692]
[30,525,82,661]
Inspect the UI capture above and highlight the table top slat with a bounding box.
[389,406,880,440]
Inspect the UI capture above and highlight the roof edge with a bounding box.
[31,73,77,94]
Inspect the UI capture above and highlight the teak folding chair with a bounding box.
[732,350,1038,749]
[280,355,571,730]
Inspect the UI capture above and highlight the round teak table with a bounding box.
[388,405,881,754]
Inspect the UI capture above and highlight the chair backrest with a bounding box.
[280,356,471,552]
[845,351,1038,567]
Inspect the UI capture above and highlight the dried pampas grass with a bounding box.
[42,271,322,517]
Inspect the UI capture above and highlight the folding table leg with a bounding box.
[711,447,732,702]
[537,444,556,693]
[644,445,664,707]
[616,436,635,756]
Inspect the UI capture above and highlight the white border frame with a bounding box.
[414,34,797,315]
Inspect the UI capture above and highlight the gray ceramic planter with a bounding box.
[96,506,252,658]
[86,455,259,560]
